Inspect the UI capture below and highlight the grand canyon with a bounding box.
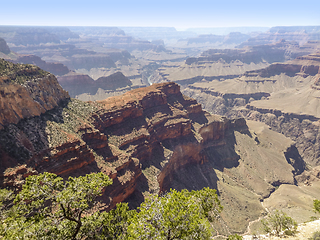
[1,23,320,239]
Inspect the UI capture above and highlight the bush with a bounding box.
[309,231,320,240]
[314,200,320,213]
[227,233,243,240]
[261,210,297,236]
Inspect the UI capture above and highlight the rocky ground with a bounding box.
[243,219,320,239]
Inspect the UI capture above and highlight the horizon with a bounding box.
[1,0,320,30]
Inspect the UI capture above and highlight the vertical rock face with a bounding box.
[0,59,69,130]
[0,38,10,54]
[0,61,306,235]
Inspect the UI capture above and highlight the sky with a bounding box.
[1,0,320,30]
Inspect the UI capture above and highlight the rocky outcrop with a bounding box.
[57,73,96,96]
[0,61,306,235]
[16,55,70,76]
[182,52,320,169]
[244,52,320,78]
[0,59,69,130]
[0,38,10,54]
[95,72,132,90]
[57,72,132,97]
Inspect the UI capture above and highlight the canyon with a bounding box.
[1,58,316,235]
[2,25,320,237]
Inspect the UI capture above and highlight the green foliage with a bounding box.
[227,233,243,240]
[309,231,320,240]
[261,210,297,236]
[310,216,318,222]
[127,187,222,240]
[0,188,16,236]
[314,199,320,213]
[1,172,112,239]
[0,173,223,239]
[0,58,48,84]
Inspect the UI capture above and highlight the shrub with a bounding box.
[261,210,297,236]
[227,233,243,240]
[309,231,320,240]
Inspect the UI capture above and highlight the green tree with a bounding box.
[127,187,223,240]
[2,172,112,240]
[1,173,223,239]
[0,188,16,236]
[80,202,136,239]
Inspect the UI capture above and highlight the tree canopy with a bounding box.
[0,172,223,239]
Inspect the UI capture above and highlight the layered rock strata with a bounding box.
[0,61,308,234]
[0,59,69,130]
[57,71,132,97]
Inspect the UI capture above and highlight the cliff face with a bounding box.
[243,52,320,78]
[0,59,69,130]
[0,60,305,234]
[16,55,70,76]
[181,52,320,170]
[186,40,309,65]
[57,72,132,97]
[0,38,10,54]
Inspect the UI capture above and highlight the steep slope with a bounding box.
[183,52,320,166]
[0,38,10,55]
[0,58,69,130]
[0,60,311,235]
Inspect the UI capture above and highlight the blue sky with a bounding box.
[1,0,319,29]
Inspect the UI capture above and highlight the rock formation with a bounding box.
[57,71,132,97]
[16,55,70,76]
[0,26,79,45]
[0,59,69,130]
[150,40,320,87]
[238,26,320,47]
[182,52,320,167]
[0,60,308,234]
[0,38,10,54]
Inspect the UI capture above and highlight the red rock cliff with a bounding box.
[0,59,69,130]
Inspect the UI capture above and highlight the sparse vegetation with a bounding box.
[227,233,243,240]
[0,58,48,84]
[309,231,320,240]
[314,199,320,214]
[261,210,297,236]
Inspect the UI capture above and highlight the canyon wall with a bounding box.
[0,60,307,234]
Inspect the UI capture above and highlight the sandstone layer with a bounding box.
[181,52,320,165]
[0,59,69,130]
[0,60,309,234]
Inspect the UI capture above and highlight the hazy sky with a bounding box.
[1,0,320,29]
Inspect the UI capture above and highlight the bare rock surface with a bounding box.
[0,61,306,234]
